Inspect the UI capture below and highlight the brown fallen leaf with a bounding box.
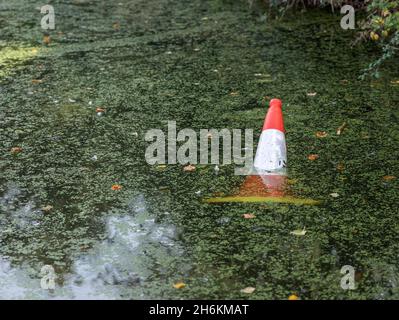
[113,22,120,30]
[183,164,196,172]
[308,154,319,161]
[43,35,51,45]
[315,131,328,138]
[96,107,106,113]
[230,91,239,96]
[383,175,396,181]
[243,213,256,219]
[336,122,347,135]
[173,282,186,289]
[11,147,23,154]
[111,184,122,191]
[240,287,255,294]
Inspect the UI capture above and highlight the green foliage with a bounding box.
[361,0,399,77]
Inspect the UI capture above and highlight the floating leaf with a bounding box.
[336,122,347,135]
[315,131,327,138]
[308,154,319,161]
[336,163,345,172]
[111,184,122,191]
[290,228,306,236]
[41,205,53,212]
[183,164,196,172]
[43,35,51,45]
[240,287,255,294]
[10,147,23,154]
[243,213,255,219]
[173,282,186,289]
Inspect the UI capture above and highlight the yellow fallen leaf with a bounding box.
[240,287,255,294]
[43,35,51,45]
[290,228,306,236]
[173,282,186,289]
[336,163,345,172]
[337,122,347,135]
[41,205,53,212]
[183,164,196,172]
[308,154,319,161]
[315,131,327,138]
[288,294,299,300]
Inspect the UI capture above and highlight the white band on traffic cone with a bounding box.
[253,129,287,174]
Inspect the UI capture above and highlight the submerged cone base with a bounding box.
[203,195,321,205]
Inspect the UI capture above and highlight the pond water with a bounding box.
[0,0,398,299]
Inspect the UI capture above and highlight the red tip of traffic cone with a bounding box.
[262,98,284,132]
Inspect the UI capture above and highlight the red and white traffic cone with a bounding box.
[253,98,287,175]
[204,99,319,205]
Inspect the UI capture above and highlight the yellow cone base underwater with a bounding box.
[203,195,321,205]
[203,175,321,206]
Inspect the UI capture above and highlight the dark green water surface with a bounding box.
[0,0,398,299]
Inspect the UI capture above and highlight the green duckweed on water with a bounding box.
[0,0,398,299]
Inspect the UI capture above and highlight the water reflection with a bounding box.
[0,193,185,299]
